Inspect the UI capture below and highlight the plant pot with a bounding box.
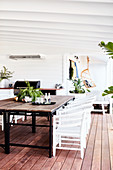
[0,79,5,88]
[74,93,86,99]
[68,92,86,99]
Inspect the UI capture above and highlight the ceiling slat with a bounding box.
[0,19,113,33]
[0,0,113,59]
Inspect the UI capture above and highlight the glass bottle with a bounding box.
[48,93,51,104]
[44,93,48,104]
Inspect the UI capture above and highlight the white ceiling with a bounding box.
[0,0,113,62]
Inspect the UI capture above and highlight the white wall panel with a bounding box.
[0,44,63,88]
[0,44,108,93]
[89,63,107,90]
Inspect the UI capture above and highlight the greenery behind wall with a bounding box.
[99,41,113,97]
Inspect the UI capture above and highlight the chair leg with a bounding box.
[81,132,85,159]
[102,104,105,114]
[10,115,14,126]
[14,116,17,124]
[83,134,86,149]
[82,126,86,149]
[2,125,4,131]
[53,142,56,157]
[59,135,61,147]
[22,116,25,121]
[53,129,56,157]
[25,113,27,120]
[2,115,4,131]
[80,142,84,159]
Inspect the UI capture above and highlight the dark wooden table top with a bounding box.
[0,95,74,113]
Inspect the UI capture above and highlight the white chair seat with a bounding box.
[56,126,81,137]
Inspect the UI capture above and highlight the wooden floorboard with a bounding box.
[81,114,98,170]
[106,114,113,170]
[71,114,95,170]
[0,113,113,170]
[101,115,111,170]
[91,114,102,170]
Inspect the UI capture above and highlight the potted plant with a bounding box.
[69,78,90,98]
[69,78,85,94]
[17,81,43,102]
[98,41,113,97]
[0,66,14,88]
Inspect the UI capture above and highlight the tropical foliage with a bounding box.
[0,66,14,82]
[69,78,90,93]
[99,41,113,59]
[102,86,113,98]
[99,41,113,97]
[17,81,43,102]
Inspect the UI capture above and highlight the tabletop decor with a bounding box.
[16,81,43,102]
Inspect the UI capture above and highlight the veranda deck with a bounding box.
[0,113,112,170]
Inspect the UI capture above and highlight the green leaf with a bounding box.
[99,41,113,58]
[108,86,113,91]
[104,89,109,93]
[102,86,113,98]
[16,81,43,102]
[0,66,14,80]
[86,89,90,92]
[102,93,106,96]
[108,52,113,55]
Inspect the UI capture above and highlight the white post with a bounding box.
[107,58,113,87]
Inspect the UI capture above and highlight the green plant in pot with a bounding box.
[17,81,43,102]
[99,41,113,97]
[69,78,89,93]
[0,66,14,82]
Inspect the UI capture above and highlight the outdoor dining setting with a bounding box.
[0,0,113,169]
[0,88,112,169]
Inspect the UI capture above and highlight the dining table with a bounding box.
[0,95,74,158]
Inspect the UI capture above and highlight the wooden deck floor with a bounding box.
[0,113,113,170]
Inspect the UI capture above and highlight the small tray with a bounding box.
[32,102,56,105]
